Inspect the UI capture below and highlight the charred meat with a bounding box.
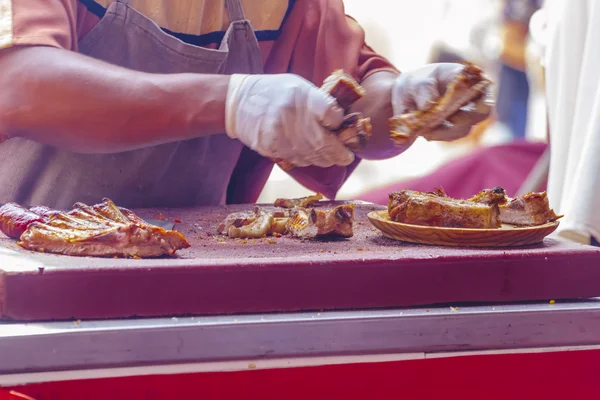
[17,198,190,258]
[389,187,560,229]
[276,70,371,171]
[388,189,502,229]
[0,203,48,239]
[287,204,355,239]
[389,63,491,145]
[321,69,366,110]
[471,190,560,226]
[274,193,324,209]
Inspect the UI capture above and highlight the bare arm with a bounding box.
[349,71,414,160]
[0,46,230,153]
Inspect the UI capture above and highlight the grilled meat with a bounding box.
[227,208,275,239]
[335,112,372,152]
[472,190,560,226]
[388,189,501,229]
[218,202,355,239]
[0,203,47,239]
[18,198,190,258]
[274,193,324,209]
[389,187,560,229]
[467,186,508,205]
[276,70,371,171]
[389,63,491,145]
[321,69,366,110]
[287,204,355,239]
[216,211,256,235]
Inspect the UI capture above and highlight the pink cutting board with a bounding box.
[1,202,599,321]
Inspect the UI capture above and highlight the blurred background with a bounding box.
[258,0,547,203]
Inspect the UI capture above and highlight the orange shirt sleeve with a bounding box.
[0,0,79,50]
[265,0,398,85]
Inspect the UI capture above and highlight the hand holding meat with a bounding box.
[390,63,493,143]
[225,73,355,168]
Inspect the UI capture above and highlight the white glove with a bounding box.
[392,63,493,141]
[225,74,355,168]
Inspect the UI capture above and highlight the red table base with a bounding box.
[6,350,600,400]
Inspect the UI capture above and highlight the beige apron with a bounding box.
[0,0,269,209]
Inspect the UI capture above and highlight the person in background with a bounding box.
[0,0,491,210]
[540,0,600,246]
[495,0,543,139]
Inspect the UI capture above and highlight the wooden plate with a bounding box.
[367,210,560,247]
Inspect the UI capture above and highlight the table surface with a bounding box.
[1,298,600,380]
[2,202,600,321]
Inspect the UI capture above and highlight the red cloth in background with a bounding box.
[358,141,548,204]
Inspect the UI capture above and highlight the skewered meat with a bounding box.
[0,203,47,239]
[18,198,190,258]
[471,190,560,226]
[287,204,355,238]
[276,70,371,171]
[274,193,324,209]
[388,189,502,229]
[389,63,491,145]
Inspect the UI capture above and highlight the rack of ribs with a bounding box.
[388,187,559,229]
[1,199,190,257]
[276,69,372,171]
[389,63,491,145]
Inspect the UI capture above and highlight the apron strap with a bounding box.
[225,0,247,22]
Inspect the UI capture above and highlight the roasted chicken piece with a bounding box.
[388,189,501,229]
[287,204,355,239]
[274,193,324,209]
[389,63,491,145]
[18,198,190,258]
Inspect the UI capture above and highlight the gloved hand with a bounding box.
[225,74,355,168]
[392,63,493,141]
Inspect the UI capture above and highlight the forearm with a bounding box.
[0,46,229,153]
[349,71,414,160]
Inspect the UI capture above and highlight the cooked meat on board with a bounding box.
[218,194,355,239]
[274,193,324,209]
[1,199,190,258]
[287,204,355,238]
[389,63,491,145]
[388,187,560,229]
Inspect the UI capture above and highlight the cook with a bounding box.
[0,0,491,210]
